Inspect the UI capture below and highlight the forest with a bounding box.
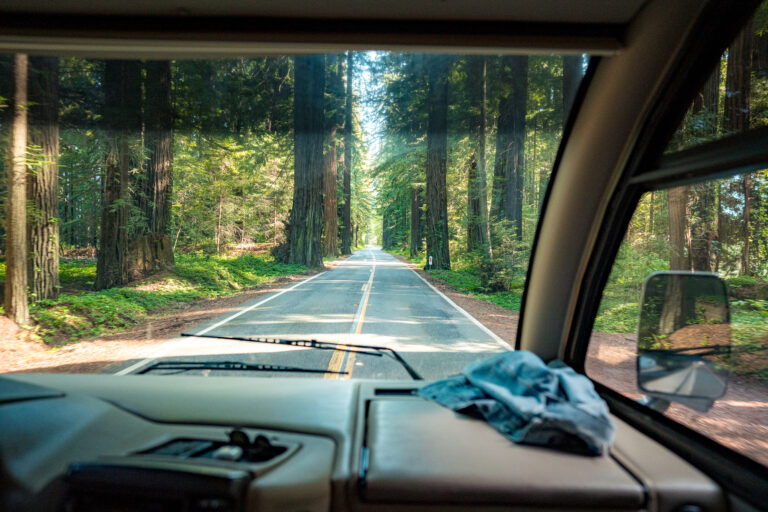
[0,26,767,356]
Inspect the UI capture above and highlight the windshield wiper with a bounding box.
[138,360,347,376]
[179,333,423,380]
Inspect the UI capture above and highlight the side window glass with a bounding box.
[585,171,768,467]
[666,1,768,152]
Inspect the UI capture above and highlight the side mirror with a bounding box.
[636,272,730,412]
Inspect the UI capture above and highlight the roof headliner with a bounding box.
[0,0,647,24]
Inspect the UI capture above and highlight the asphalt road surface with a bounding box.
[113,247,511,380]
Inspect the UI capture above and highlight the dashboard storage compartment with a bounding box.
[361,399,646,510]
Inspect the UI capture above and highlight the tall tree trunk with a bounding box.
[724,21,753,134]
[95,60,141,290]
[341,52,354,255]
[286,55,325,268]
[27,56,60,301]
[742,174,752,275]
[144,61,174,236]
[467,56,490,254]
[562,55,582,127]
[689,67,720,272]
[425,55,451,270]
[5,54,29,324]
[216,194,223,255]
[668,186,690,271]
[410,184,423,257]
[724,22,753,275]
[323,126,339,257]
[322,55,342,258]
[491,56,528,241]
[125,61,174,281]
[508,56,528,240]
[491,95,512,224]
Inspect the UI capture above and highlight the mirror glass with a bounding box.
[637,272,730,401]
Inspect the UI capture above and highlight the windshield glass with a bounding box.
[0,52,585,379]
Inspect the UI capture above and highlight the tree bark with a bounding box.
[27,56,60,301]
[323,126,339,257]
[467,56,490,254]
[742,174,752,275]
[668,186,690,271]
[340,52,354,255]
[425,55,451,270]
[688,67,720,272]
[5,54,30,324]
[322,55,342,259]
[144,61,174,236]
[724,21,753,134]
[286,55,325,268]
[724,23,753,275]
[491,95,512,224]
[508,56,528,240]
[124,60,175,281]
[409,184,423,258]
[491,56,528,241]
[95,60,141,290]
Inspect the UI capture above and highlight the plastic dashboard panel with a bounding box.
[0,375,726,512]
[362,399,644,508]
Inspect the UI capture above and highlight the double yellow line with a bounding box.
[324,266,375,379]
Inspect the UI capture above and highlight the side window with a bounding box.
[665,1,768,152]
[586,171,768,467]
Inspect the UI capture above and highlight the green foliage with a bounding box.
[59,260,97,287]
[29,254,306,343]
[388,249,523,312]
[594,244,669,333]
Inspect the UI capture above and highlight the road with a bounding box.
[113,247,511,380]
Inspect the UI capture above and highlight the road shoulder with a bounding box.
[389,254,518,347]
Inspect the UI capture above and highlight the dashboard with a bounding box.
[1,374,725,511]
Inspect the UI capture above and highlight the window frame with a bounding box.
[552,0,768,506]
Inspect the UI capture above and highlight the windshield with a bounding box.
[0,52,585,379]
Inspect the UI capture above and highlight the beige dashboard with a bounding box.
[0,374,724,511]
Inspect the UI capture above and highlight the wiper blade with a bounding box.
[138,360,347,376]
[180,333,423,380]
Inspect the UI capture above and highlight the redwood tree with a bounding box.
[95,60,141,290]
[410,184,424,258]
[125,60,175,280]
[27,56,60,300]
[724,22,753,274]
[467,56,489,254]
[5,54,29,324]
[340,51,354,255]
[491,56,528,240]
[322,54,343,258]
[285,55,325,267]
[425,55,451,270]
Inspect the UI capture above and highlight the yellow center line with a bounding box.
[324,265,375,379]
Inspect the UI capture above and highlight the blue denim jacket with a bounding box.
[417,351,614,455]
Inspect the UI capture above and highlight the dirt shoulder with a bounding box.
[0,260,349,374]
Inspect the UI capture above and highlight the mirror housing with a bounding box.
[636,272,730,412]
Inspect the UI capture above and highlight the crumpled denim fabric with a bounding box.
[417,351,615,455]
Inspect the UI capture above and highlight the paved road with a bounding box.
[114,248,510,380]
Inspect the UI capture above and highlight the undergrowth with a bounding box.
[15,254,306,344]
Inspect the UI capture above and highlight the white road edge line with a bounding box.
[409,268,513,351]
[113,271,328,375]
